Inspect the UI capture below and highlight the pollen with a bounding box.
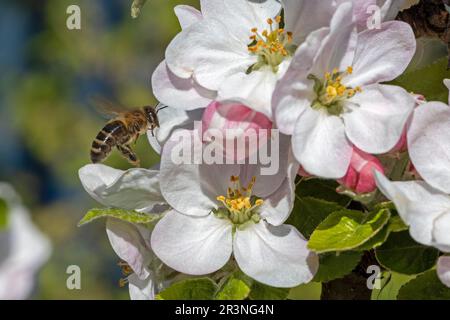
[308,66,362,116]
[214,176,264,226]
[247,15,295,73]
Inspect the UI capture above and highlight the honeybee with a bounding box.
[90,100,165,167]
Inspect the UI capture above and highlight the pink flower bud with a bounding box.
[338,148,384,194]
[201,101,272,161]
[202,101,272,133]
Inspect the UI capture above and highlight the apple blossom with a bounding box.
[78,164,171,299]
[151,134,318,288]
[0,183,51,300]
[337,147,384,194]
[273,4,416,179]
[153,0,404,119]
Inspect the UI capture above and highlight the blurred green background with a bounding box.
[0,0,200,299]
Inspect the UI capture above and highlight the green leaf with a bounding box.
[375,231,439,275]
[371,272,414,300]
[287,196,344,239]
[397,270,450,300]
[0,198,9,230]
[156,278,218,300]
[131,0,148,18]
[313,251,363,283]
[78,208,160,226]
[248,282,289,300]
[356,214,408,251]
[308,209,390,253]
[296,179,351,206]
[390,57,450,103]
[215,272,252,300]
[386,215,408,233]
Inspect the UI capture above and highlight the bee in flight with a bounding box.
[90,99,166,167]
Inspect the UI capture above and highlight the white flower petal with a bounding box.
[437,256,450,288]
[259,151,299,226]
[160,130,240,216]
[234,222,318,288]
[292,108,352,179]
[375,172,450,247]
[343,84,415,154]
[408,101,450,194]
[151,60,216,111]
[128,274,156,300]
[151,210,232,275]
[432,212,450,252]
[200,0,281,41]
[310,2,357,77]
[272,28,329,135]
[174,5,202,29]
[0,184,51,300]
[238,133,291,199]
[282,0,336,44]
[444,79,450,104]
[79,164,165,212]
[218,65,285,119]
[345,21,416,87]
[166,18,256,89]
[106,218,153,280]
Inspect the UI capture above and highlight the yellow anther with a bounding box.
[347,66,353,74]
[267,18,273,25]
[251,27,258,33]
[332,68,339,75]
[275,15,282,23]
[327,86,338,98]
[255,199,264,206]
[231,175,239,182]
[217,195,226,202]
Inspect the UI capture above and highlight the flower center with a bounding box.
[247,16,295,73]
[214,175,263,227]
[308,67,362,116]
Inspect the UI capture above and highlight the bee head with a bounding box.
[143,105,159,127]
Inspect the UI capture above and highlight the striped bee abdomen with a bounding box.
[90,120,128,163]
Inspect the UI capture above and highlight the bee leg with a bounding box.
[149,124,157,137]
[117,145,140,167]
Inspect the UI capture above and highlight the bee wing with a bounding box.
[90,96,130,119]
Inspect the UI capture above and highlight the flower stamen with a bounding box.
[247,15,295,73]
[308,66,362,116]
[214,176,263,227]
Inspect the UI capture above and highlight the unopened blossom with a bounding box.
[202,101,272,161]
[151,134,318,288]
[0,183,51,300]
[79,164,170,299]
[273,4,416,179]
[338,147,384,194]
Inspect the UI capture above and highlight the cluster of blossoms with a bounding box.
[79,0,450,299]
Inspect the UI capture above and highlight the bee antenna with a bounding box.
[156,104,169,114]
